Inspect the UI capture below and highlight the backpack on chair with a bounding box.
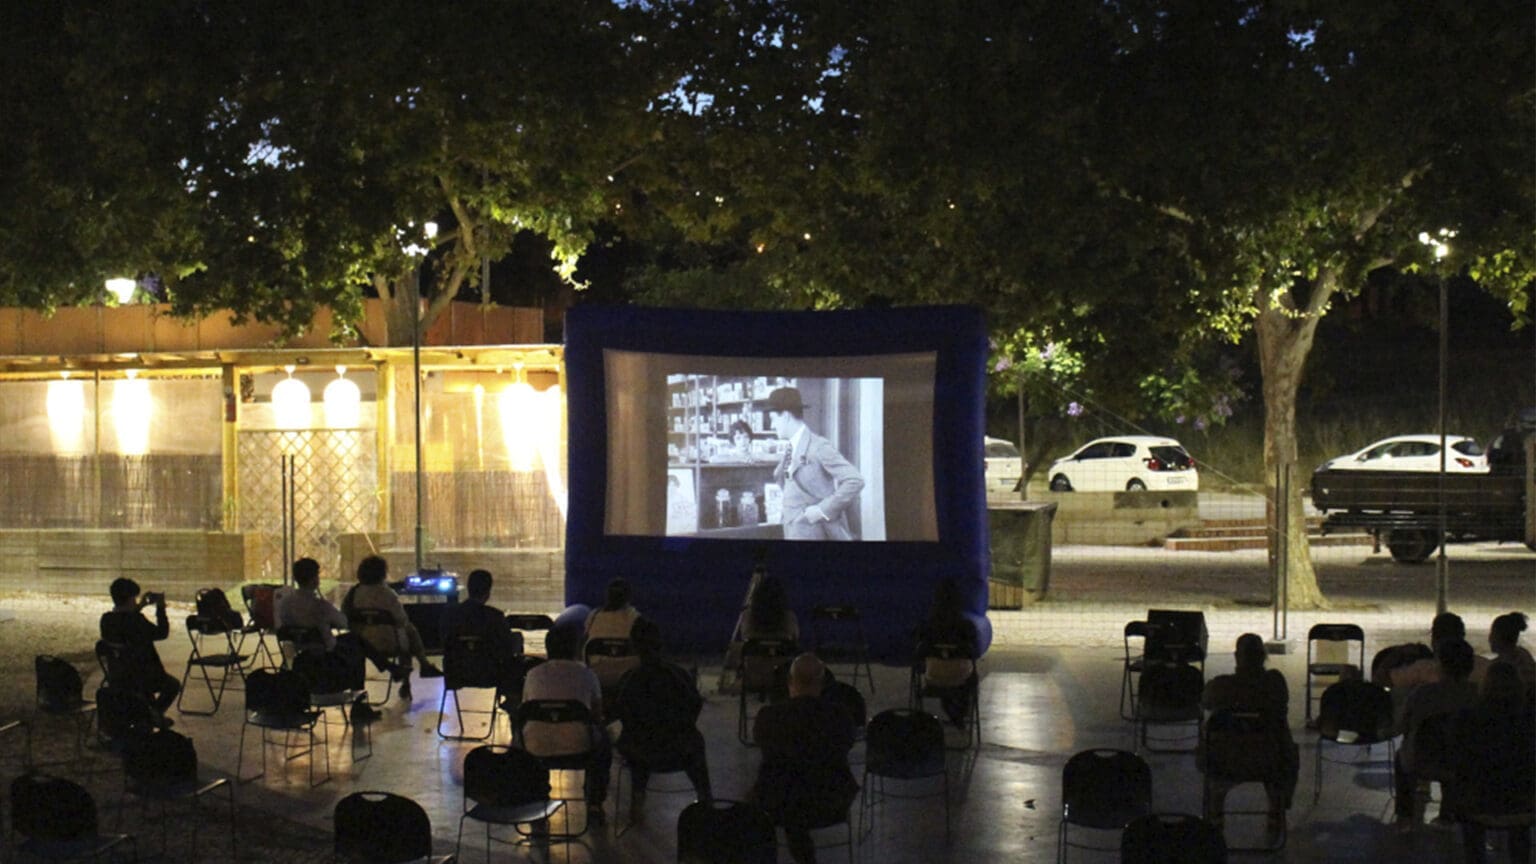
[36,655,85,710]
[195,587,244,632]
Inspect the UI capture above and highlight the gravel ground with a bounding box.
[0,591,331,864]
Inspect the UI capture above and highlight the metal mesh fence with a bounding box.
[237,430,378,583]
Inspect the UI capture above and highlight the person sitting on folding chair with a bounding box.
[341,555,442,701]
[1201,633,1298,842]
[915,577,979,728]
[750,653,858,864]
[438,569,524,698]
[277,557,372,720]
[99,578,179,720]
[611,617,711,822]
[521,624,613,822]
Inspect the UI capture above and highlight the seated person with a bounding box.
[1487,611,1535,699]
[1383,612,1490,718]
[585,577,642,641]
[750,653,858,864]
[1200,633,1299,838]
[277,557,368,704]
[438,569,524,695]
[341,555,441,701]
[1452,662,1535,864]
[735,574,799,644]
[519,624,612,822]
[1395,638,1480,827]
[611,617,711,821]
[914,577,980,727]
[99,577,180,719]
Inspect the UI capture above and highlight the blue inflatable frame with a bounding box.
[563,304,992,660]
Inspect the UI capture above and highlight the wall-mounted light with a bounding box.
[46,371,88,453]
[271,364,312,430]
[113,369,152,455]
[498,363,538,472]
[105,277,137,304]
[322,365,361,428]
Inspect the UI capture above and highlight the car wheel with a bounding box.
[1049,474,1073,492]
[1126,479,1147,492]
[1385,529,1436,564]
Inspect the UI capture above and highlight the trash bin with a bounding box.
[987,501,1057,608]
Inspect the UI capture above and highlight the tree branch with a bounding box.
[1082,157,1198,225]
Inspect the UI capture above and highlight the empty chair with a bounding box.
[1121,620,1151,721]
[505,613,556,656]
[860,709,948,842]
[737,638,796,745]
[1120,813,1227,864]
[677,799,776,864]
[455,745,564,862]
[10,773,135,862]
[810,604,875,694]
[34,654,96,761]
[1305,624,1365,723]
[237,667,330,787]
[1057,748,1154,863]
[1136,662,1204,754]
[1313,677,1395,805]
[335,791,457,863]
[437,632,504,741]
[178,612,249,715]
[118,727,236,860]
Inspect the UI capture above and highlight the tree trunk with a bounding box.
[382,273,419,348]
[1255,299,1328,609]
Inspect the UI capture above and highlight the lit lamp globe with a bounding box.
[105,277,137,304]
[323,366,362,428]
[271,366,312,430]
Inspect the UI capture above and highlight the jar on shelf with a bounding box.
[714,488,736,528]
[739,491,759,525]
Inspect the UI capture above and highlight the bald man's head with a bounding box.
[788,653,826,698]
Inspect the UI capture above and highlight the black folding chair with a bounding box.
[1136,662,1204,754]
[456,745,565,862]
[910,641,981,750]
[1305,623,1365,723]
[335,791,457,863]
[738,638,796,745]
[1057,748,1153,862]
[239,583,283,670]
[437,633,503,741]
[118,727,236,860]
[811,604,875,694]
[237,667,330,787]
[860,709,948,842]
[10,773,136,862]
[514,698,600,839]
[178,613,249,716]
[1313,678,1395,806]
[1120,620,1151,721]
[1200,710,1290,852]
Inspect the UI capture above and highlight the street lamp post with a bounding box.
[1419,229,1454,614]
[410,222,439,573]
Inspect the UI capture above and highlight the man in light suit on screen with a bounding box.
[767,387,865,541]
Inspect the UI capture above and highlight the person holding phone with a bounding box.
[99,577,180,719]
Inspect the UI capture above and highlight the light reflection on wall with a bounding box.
[112,371,152,455]
[497,381,539,472]
[46,376,88,453]
[538,385,567,519]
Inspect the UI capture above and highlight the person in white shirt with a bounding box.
[520,623,612,821]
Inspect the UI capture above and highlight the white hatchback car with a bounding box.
[1318,434,1487,473]
[984,436,1024,498]
[1047,435,1198,492]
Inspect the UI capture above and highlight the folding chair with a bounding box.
[350,608,400,705]
[335,791,457,863]
[505,613,556,657]
[118,727,237,860]
[177,613,249,716]
[1313,678,1395,805]
[910,641,981,750]
[738,638,796,745]
[1200,710,1289,852]
[1121,813,1227,864]
[584,636,640,705]
[437,632,503,741]
[456,745,565,862]
[677,799,776,864]
[237,667,330,787]
[34,654,96,762]
[1305,624,1365,723]
[239,583,283,669]
[1057,748,1153,863]
[10,773,136,862]
[514,698,601,839]
[1120,620,1151,721]
[1136,662,1204,754]
[860,709,948,842]
[811,604,875,695]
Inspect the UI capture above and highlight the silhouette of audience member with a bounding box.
[341,555,441,701]
[1452,662,1535,864]
[99,577,180,717]
[1387,611,1491,693]
[750,653,858,864]
[1201,633,1299,838]
[736,574,799,644]
[585,577,642,641]
[611,617,711,821]
[520,624,612,822]
[1487,611,1535,699]
[914,577,980,727]
[1395,638,1480,827]
[439,569,524,697]
[277,557,368,700]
